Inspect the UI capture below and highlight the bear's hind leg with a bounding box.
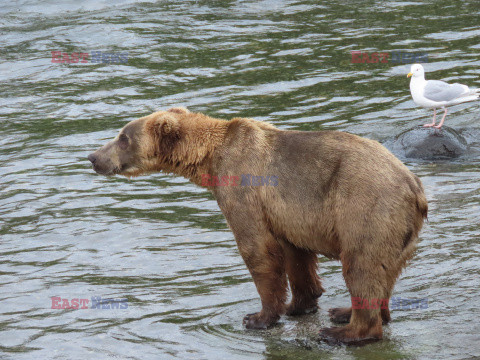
[280,240,324,316]
[329,305,391,325]
[328,307,351,324]
[320,252,385,345]
[379,260,410,325]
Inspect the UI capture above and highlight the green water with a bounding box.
[1,1,479,359]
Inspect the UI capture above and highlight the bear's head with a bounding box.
[88,107,188,178]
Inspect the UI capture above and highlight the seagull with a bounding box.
[407,64,479,129]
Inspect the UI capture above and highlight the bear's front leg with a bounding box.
[233,225,288,329]
[279,239,324,316]
[216,191,288,329]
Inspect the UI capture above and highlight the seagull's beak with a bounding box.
[407,72,413,78]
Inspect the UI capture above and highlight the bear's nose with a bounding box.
[88,153,97,164]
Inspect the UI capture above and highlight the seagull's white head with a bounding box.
[407,64,424,78]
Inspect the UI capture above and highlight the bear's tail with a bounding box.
[396,186,428,270]
[416,191,428,222]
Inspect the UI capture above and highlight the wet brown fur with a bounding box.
[88,108,428,344]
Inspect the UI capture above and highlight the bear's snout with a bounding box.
[88,153,97,164]
[88,152,103,174]
[88,151,116,175]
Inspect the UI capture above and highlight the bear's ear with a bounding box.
[156,115,181,154]
[167,107,189,115]
[160,116,180,136]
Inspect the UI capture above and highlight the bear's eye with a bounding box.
[118,133,129,149]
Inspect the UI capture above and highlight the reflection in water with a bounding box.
[0,0,479,359]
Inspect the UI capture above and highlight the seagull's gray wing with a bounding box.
[423,80,468,102]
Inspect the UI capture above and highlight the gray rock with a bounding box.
[389,126,467,160]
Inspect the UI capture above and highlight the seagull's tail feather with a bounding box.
[471,88,480,102]
[457,88,479,102]
[468,88,479,97]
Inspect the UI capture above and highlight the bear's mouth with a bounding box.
[120,163,130,172]
[93,167,114,176]
[118,164,143,178]
[90,163,119,176]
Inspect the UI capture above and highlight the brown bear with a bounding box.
[88,108,427,345]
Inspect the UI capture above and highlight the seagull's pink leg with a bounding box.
[434,107,448,129]
[423,108,436,127]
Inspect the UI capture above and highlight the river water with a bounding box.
[1,1,479,359]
